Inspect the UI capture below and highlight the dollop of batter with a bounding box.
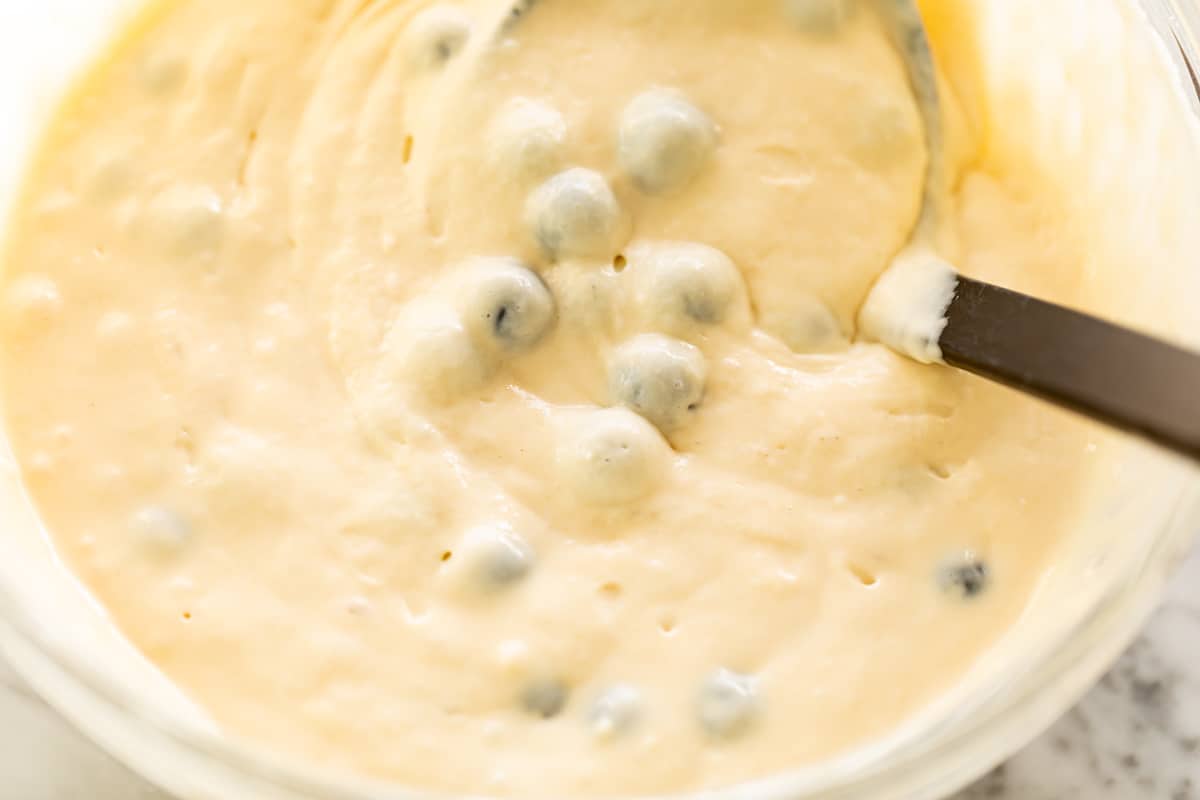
[0,0,1104,795]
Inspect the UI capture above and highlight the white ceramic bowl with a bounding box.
[0,1,1197,798]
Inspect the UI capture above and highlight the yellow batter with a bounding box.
[0,0,1104,795]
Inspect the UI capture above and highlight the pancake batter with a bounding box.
[0,0,1104,795]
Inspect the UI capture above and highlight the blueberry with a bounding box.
[557,408,671,506]
[609,334,707,433]
[488,98,567,182]
[131,506,192,554]
[458,258,556,353]
[404,6,473,69]
[938,554,991,599]
[626,242,746,332]
[385,303,495,401]
[525,168,624,260]
[521,678,569,719]
[501,0,540,31]
[762,295,848,354]
[452,523,535,591]
[618,89,718,194]
[588,684,644,740]
[698,668,759,740]
[784,0,857,34]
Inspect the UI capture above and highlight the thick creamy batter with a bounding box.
[0,0,1109,795]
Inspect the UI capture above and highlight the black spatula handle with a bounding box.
[940,276,1200,461]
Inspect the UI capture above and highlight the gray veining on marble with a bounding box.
[1,545,1198,800]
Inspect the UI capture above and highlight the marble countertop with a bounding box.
[2,546,1197,800]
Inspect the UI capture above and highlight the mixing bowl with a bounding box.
[0,1,1197,798]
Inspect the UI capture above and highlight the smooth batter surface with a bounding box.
[0,0,1104,795]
